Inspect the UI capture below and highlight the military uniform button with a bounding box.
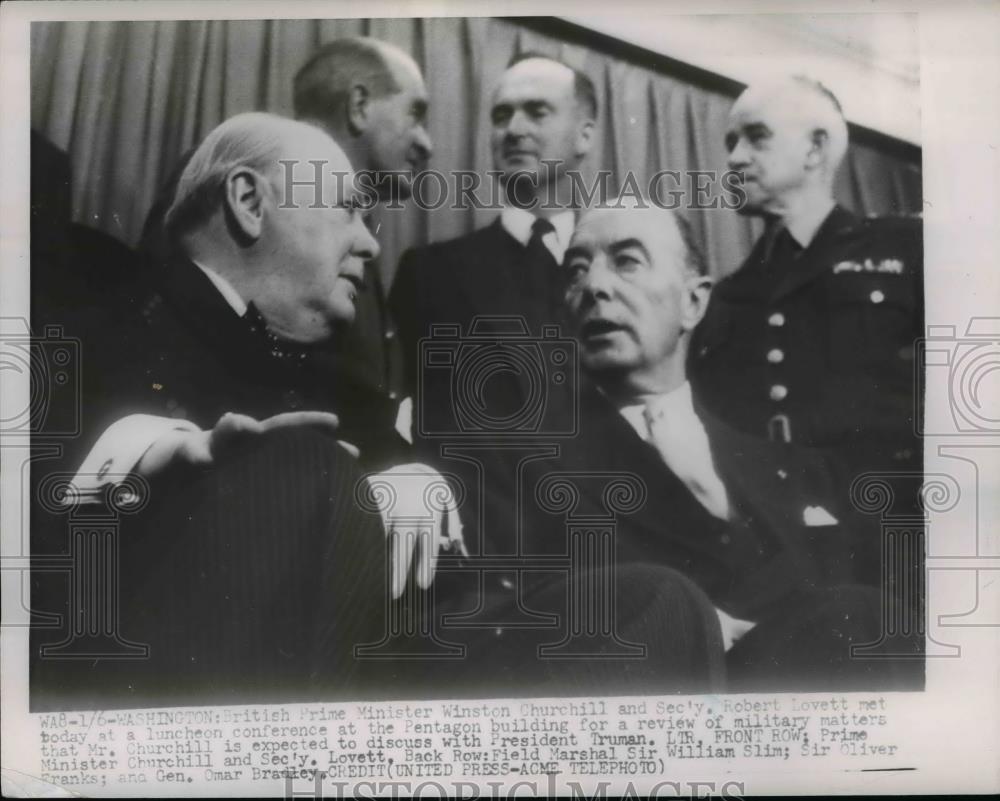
[720,534,731,545]
[776,469,788,480]
[768,312,785,327]
[870,290,885,304]
[500,577,514,591]
[766,348,784,364]
[769,384,788,401]
[385,328,396,341]
[494,627,504,637]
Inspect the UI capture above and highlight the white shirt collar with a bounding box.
[617,381,698,440]
[500,206,576,265]
[192,259,247,317]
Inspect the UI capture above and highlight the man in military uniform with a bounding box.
[690,76,923,504]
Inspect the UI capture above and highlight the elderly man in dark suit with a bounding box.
[31,114,420,709]
[520,200,923,691]
[140,37,433,428]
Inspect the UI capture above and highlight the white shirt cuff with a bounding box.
[70,414,201,501]
[395,396,413,444]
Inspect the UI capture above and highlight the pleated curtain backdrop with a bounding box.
[30,17,922,286]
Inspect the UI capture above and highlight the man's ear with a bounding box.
[224,167,267,242]
[681,275,713,333]
[347,83,371,135]
[805,128,829,172]
[576,117,596,158]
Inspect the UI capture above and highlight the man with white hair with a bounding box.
[140,37,433,425]
[34,113,413,708]
[689,76,923,539]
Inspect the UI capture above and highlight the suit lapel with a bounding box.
[158,254,255,358]
[449,218,566,335]
[157,254,321,394]
[567,387,730,562]
[448,220,530,326]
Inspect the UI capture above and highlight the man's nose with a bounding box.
[581,255,616,300]
[727,139,750,170]
[505,108,531,139]
[413,126,433,161]
[353,217,381,262]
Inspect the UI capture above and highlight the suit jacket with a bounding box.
[516,383,862,621]
[389,219,577,570]
[140,148,403,416]
[391,217,570,392]
[31,249,405,708]
[69,251,408,476]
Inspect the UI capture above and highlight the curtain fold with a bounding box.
[30,17,922,285]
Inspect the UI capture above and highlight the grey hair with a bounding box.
[165,112,302,236]
[591,197,708,277]
[293,37,402,122]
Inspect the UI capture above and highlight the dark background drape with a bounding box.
[30,16,922,285]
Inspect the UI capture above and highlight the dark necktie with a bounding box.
[527,217,557,266]
[523,218,563,318]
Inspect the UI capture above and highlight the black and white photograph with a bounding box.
[2,0,998,796]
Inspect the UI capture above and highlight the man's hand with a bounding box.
[137,411,342,476]
[362,464,466,600]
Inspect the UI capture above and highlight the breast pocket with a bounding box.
[827,275,917,371]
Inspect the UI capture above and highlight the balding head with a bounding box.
[294,37,412,121]
[166,112,379,344]
[293,37,431,197]
[564,203,712,398]
[725,75,848,216]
